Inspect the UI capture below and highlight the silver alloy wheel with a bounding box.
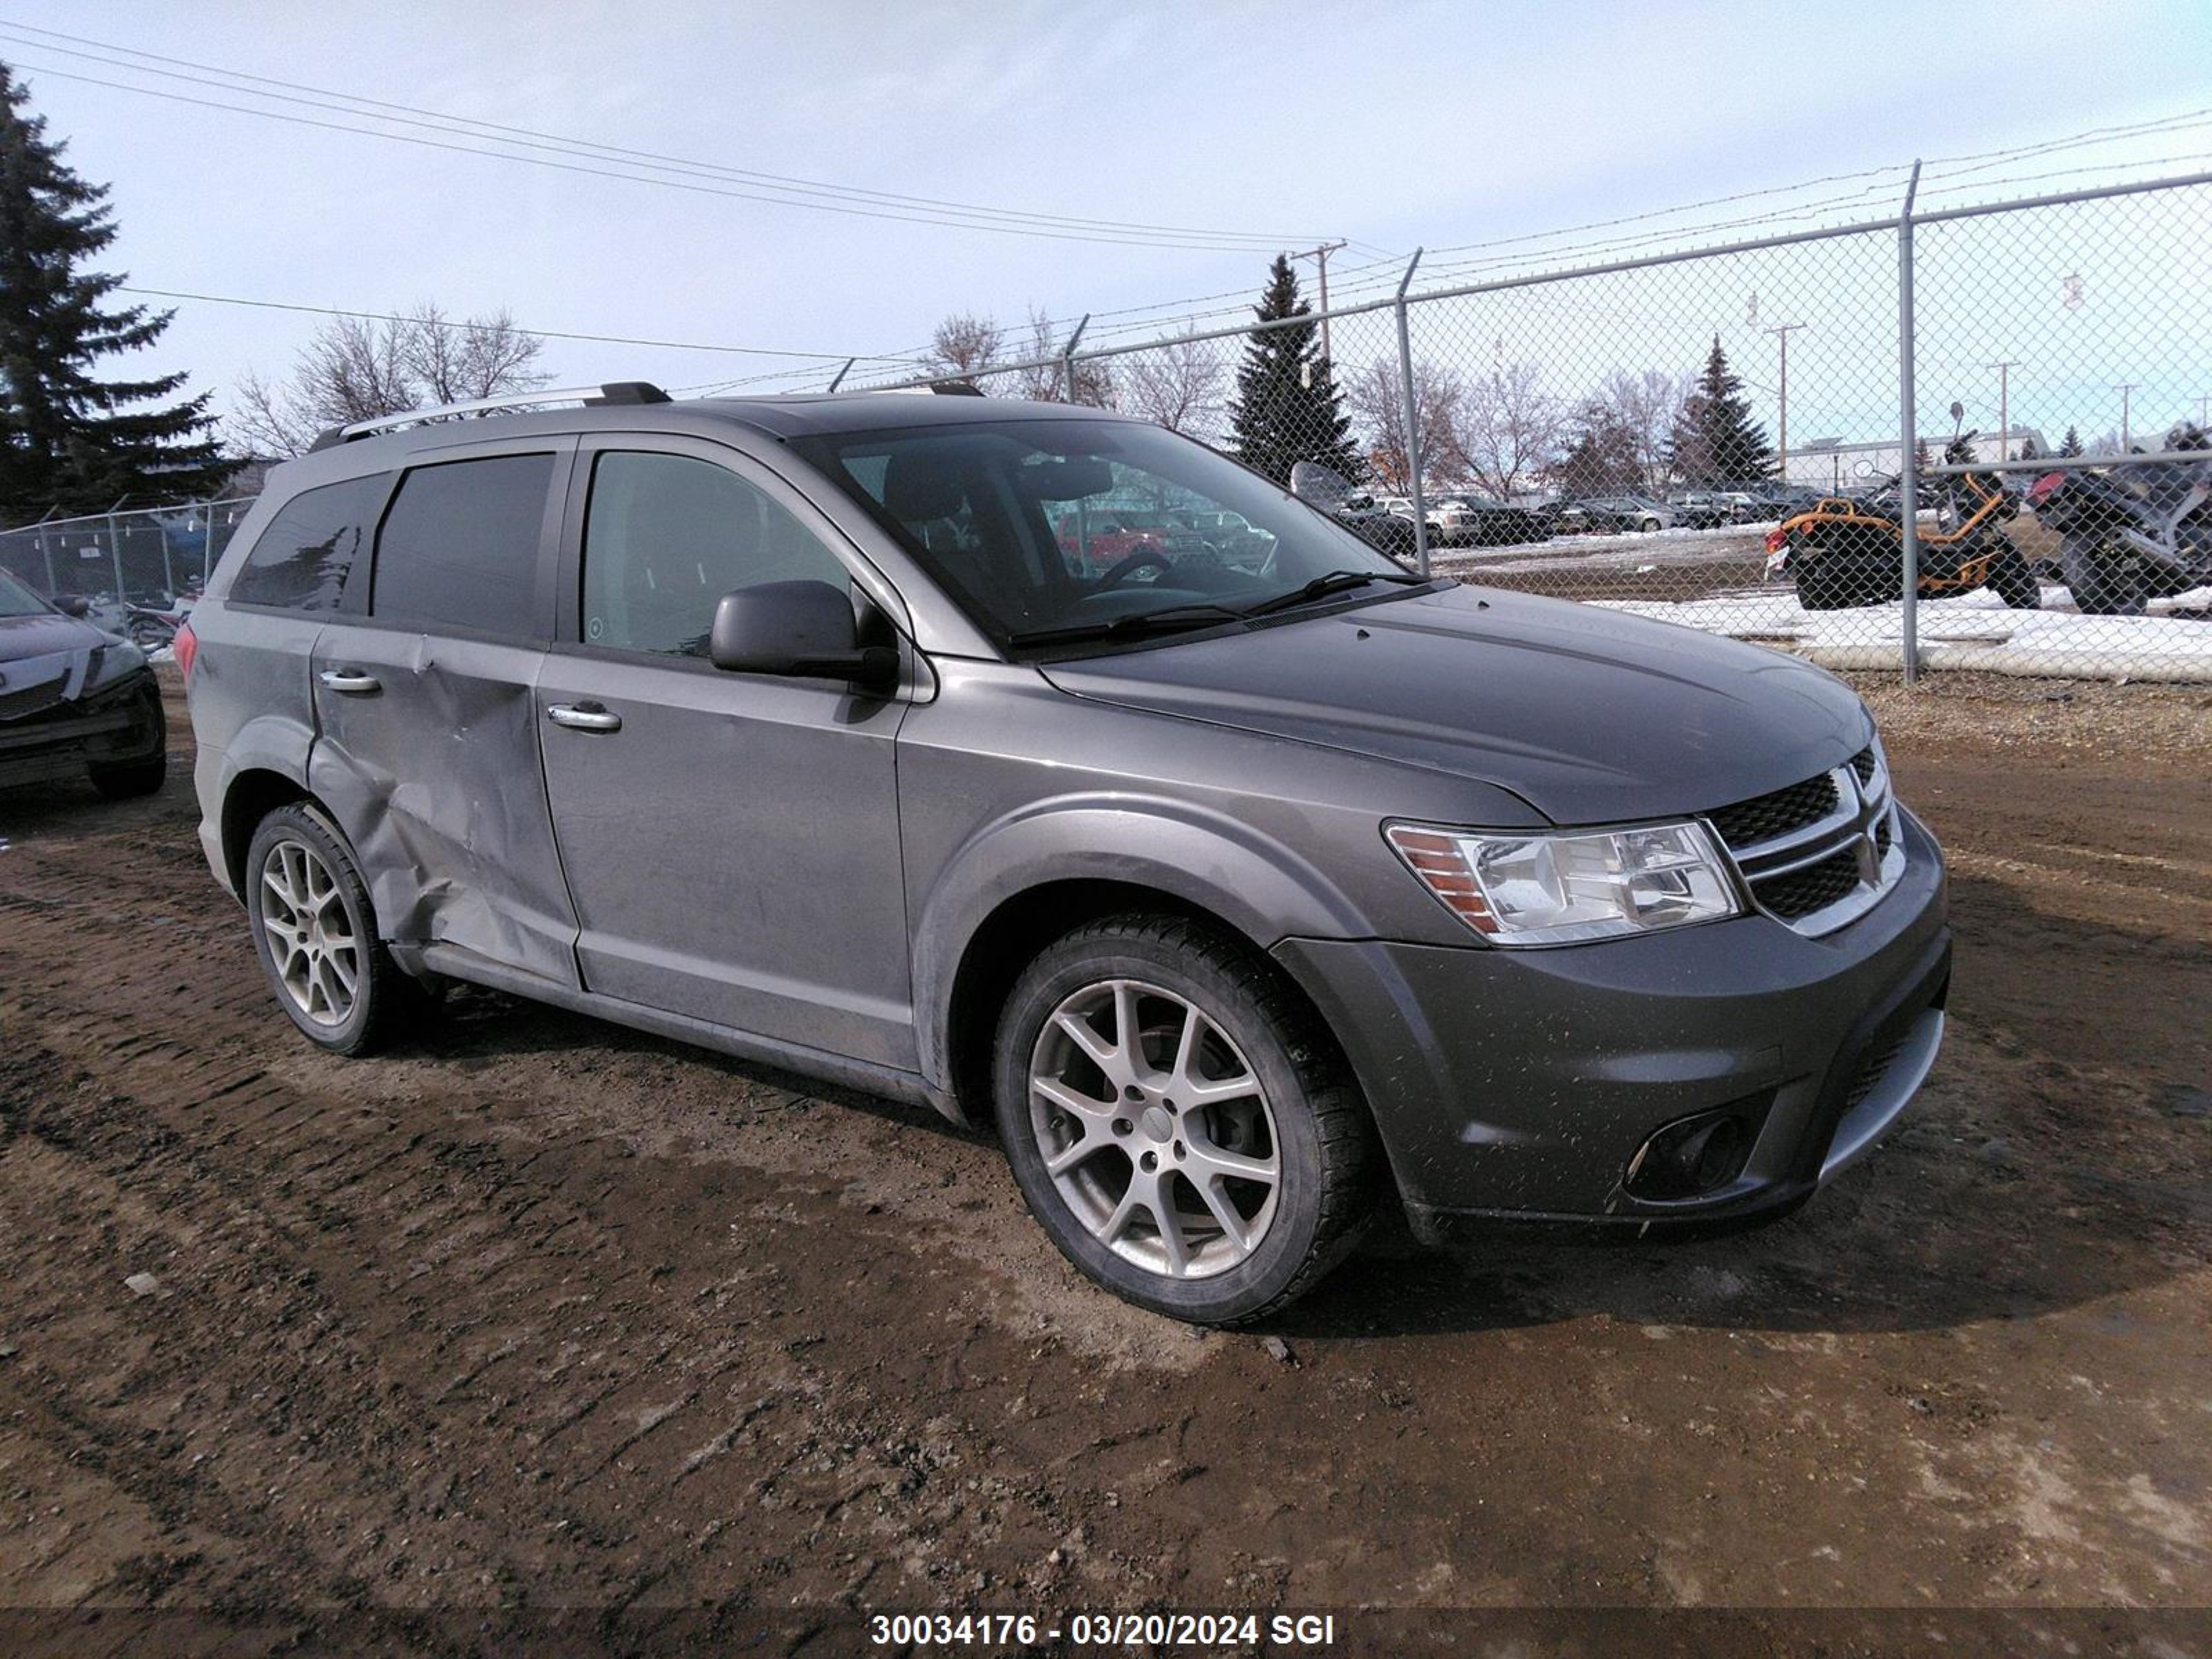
[257,838,360,1029]
[1028,978,1282,1280]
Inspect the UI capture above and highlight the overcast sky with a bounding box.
[6,0,2211,446]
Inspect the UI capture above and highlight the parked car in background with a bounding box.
[1380,496,1445,540]
[1183,509,1278,572]
[1430,494,1548,547]
[0,565,167,798]
[1054,508,1212,574]
[1288,467,1419,561]
[1668,490,1739,525]
[1660,495,1730,530]
[1560,497,1667,534]
[183,384,1949,1325]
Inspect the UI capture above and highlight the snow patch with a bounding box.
[1595,584,2212,682]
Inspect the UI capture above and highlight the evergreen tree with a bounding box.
[1665,337,1773,485]
[1228,254,1360,486]
[1552,402,1642,497]
[0,64,231,522]
[2059,424,2083,457]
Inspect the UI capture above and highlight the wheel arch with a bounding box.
[218,767,316,900]
[934,872,1359,1133]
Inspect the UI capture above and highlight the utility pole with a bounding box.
[2115,382,2138,450]
[1292,240,1349,363]
[1763,323,1805,478]
[1986,361,2018,459]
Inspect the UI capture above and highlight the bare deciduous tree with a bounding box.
[926,311,1002,380]
[1006,308,1112,406]
[1456,362,1565,500]
[1594,368,1689,494]
[230,304,550,456]
[1117,331,1222,434]
[1345,357,1465,493]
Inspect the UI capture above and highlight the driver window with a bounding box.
[581,451,849,655]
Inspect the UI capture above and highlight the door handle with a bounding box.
[318,668,381,695]
[547,702,622,733]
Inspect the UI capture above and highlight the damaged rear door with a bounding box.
[306,438,582,989]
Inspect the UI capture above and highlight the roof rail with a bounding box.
[308,381,671,451]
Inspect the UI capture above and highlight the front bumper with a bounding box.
[0,672,165,789]
[1273,809,1951,1243]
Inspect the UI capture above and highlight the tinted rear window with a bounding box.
[371,453,554,637]
[227,474,387,611]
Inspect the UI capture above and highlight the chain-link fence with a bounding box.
[0,497,258,619]
[854,168,2212,683]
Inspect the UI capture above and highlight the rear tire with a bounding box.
[1987,546,2042,610]
[244,803,410,1056]
[993,915,1374,1325]
[1794,554,1895,610]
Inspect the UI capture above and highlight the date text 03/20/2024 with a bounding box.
[868,1612,1340,1647]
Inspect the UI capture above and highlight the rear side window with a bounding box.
[580,451,849,656]
[371,453,555,637]
[227,474,386,611]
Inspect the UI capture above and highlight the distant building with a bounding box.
[1781,427,2046,490]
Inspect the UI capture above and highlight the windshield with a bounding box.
[795,418,1414,650]
[0,565,54,618]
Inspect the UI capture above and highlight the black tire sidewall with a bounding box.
[244,805,380,1053]
[993,930,1334,1324]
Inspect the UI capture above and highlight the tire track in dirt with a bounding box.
[3,675,2210,1626]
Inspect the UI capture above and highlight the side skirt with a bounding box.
[404,940,969,1127]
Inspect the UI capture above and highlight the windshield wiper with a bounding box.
[1239,569,1427,618]
[1006,602,1248,649]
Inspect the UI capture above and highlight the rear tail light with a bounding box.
[173,617,198,682]
[1763,527,1789,554]
[2025,471,2066,507]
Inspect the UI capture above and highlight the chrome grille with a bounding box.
[1704,744,1904,937]
[1707,774,1839,847]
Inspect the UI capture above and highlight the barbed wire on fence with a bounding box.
[10,167,2204,686]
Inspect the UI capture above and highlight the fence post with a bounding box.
[1394,250,1430,579]
[1060,314,1091,403]
[1897,160,1923,684]
[204,502,216,587]
[108,513,125,605]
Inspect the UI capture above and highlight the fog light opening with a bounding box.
[1624,1101,1765,1202]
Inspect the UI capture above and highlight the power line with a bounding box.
[116,285,904,362]
[0,18,1333,249]
[1,56,1322,254]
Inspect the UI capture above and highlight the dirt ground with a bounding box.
[1,669,2209,1655]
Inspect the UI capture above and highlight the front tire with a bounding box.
[2061,536,2150,615]
[87,753,166,798]
[244,803,410,1056]
[993,915,1374,1324]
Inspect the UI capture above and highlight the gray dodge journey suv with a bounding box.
[183,384,1950,1324]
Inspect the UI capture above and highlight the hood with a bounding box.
[0,607,109,662]
[1040,584,1873,825]
[0,610,128,713]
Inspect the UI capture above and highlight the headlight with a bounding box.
[1387,820,1741,946]
[86,641,146,685]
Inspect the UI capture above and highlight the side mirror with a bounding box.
[709,580,899,691]
[55,594,91,617]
